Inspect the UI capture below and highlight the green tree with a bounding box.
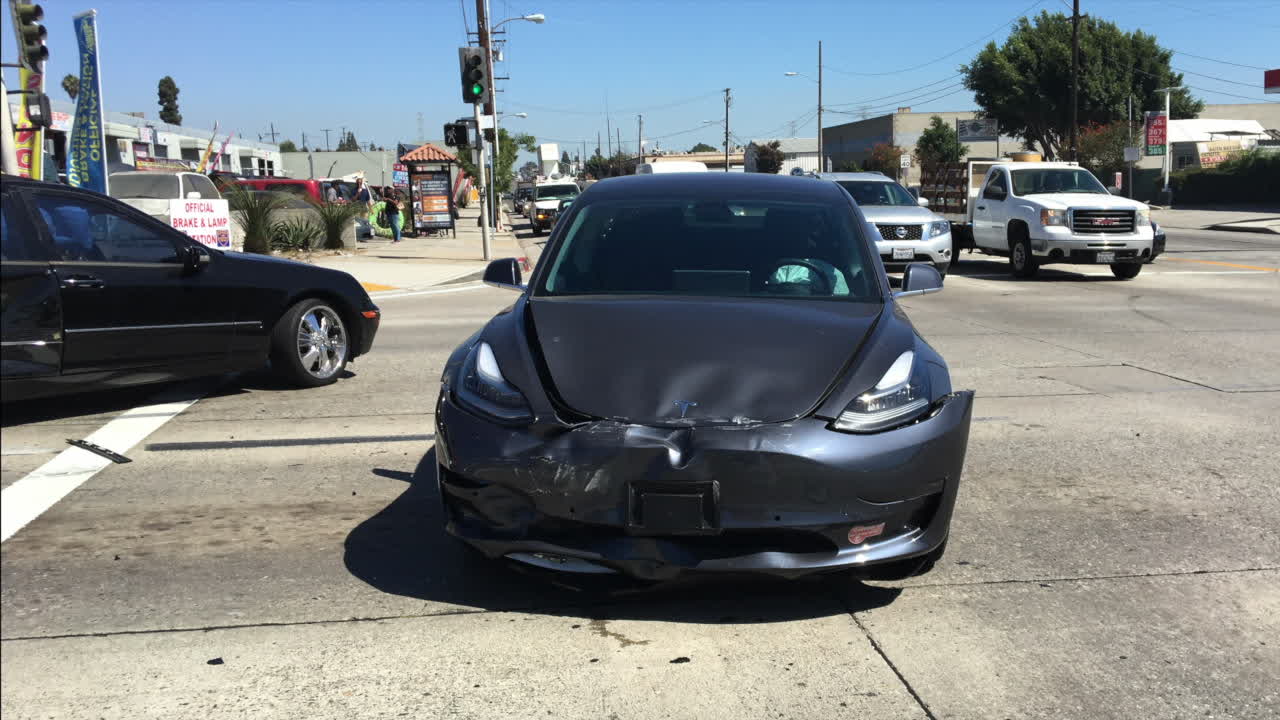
[561,151,571,165]
[833,160,862,172]
[61,74,79,101]
[278,139,298,153]
[915,116,969,171]
[454,129,536,192]
[689,142,717,153]
[585,153,609,179]
[336,131,361,152]
[1077,121,1137,183]
[962,11,1202,160]
[752,140,785,174]
[157,76,182,125]
[864,143,905,175]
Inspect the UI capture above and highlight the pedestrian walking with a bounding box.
[384,189,402,243]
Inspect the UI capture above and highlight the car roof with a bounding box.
[584,172,848,201]
[813,172,893,182]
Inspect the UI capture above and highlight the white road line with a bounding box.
[371,283,488,300]
[1,387,205,543]
[955,270,1269,279]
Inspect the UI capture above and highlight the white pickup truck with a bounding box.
[919,159,1155,279]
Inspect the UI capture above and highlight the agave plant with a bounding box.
[225,184,287,254]
[272,216,323,252]
[310,199,366,250]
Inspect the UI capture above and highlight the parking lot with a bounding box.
[2,224,1277,719]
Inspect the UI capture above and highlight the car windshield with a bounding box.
[538,196,879,301]
[108,173,178,200]
[836,180,917,206]
[536,185,579,200]
[1012,168,1108,195]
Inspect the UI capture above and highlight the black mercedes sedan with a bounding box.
[1,175,379,402]
[435,173,973,582]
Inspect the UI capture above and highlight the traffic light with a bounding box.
[12,2,48,73]
[458,47,489,105]
[443,123,470,148]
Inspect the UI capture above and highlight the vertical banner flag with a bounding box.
[14,67,46,179]
[69,10,108,193]
[196,122,219,172]
[210,130,235,171]
[1144,111,1167,157]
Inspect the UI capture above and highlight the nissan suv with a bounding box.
[814,172,952,276]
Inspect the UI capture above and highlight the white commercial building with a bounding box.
[745,138,820,174]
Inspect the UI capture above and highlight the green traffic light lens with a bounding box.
[471,84,484,96]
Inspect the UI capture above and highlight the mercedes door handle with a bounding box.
[60,274,105,290]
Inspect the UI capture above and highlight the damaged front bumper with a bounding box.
[435,391,974,581]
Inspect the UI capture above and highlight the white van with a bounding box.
[636,161,709,174]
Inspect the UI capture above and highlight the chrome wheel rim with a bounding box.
[296,306,347,379]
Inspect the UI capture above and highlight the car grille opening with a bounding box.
[1072,209,1135,234]
[875,223,924,240]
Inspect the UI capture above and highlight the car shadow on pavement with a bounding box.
[949,256,1126,282]
[343,449,902,624]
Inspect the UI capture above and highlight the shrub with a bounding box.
[310,199,366,249]
[272,216,322,252]
[1168,149,1280,204]
[225,184,286,254]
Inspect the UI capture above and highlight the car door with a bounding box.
[30,187,233,375]
[973,170,1008,249]
[1,189,63,383]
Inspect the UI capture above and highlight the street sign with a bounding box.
[956,117,998,142]
[1266,69,1279,94]
[1144,112,1167,156]
[899,154,911,168]
[1114,171,1122,189]
[443,123,469,148]
[1123,147,1141,163]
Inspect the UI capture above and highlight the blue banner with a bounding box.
[68,11,107,194]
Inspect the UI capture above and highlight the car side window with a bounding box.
[33,193,180,264]
[0,193,45,261]
[983,171,1007,199]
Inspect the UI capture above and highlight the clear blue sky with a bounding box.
[4,0,1277,159]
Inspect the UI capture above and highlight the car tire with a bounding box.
[1110,262,1142,280]
[271,298,350,388]
[1009,231,1039,278]
[859,540,948,581]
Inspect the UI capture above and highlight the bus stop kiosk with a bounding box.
[399,143,458,238]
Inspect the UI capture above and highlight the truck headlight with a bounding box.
[928,221,949,238]
[832,351,932,433]
[1040,209,1068,227]
[455,342,533,423]
[1136,208,1151,226]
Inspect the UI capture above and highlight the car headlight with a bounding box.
[1040,209,1068,227]
[832,350,932,433]
[1136,208,1151,227]
[928,221,949,238]
[455,341,533,423]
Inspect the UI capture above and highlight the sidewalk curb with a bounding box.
[1206,223,1280,236]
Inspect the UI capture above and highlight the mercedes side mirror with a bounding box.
[483,258,525,292]
[895,262,944,299]
[182,245,210,274]
[917,196,930,207]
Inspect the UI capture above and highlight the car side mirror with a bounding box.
[483,258,525,292]
[895,262,943,299]
[917,196,930,207]
[186,191,202,199]
[182,245,210,273]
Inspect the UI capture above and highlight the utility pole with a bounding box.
[606,115,612,156]
[637,115,643,165]
[302,131,308,150]
[723,88,731,172]
[1070,0,1079,162]
[266,122,279,143]
[321,128,333,152]
[617,128,622,163]
[474,0,492,259]
[1127,94,1133,198]
[818,40,824,171]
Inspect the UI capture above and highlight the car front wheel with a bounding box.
[272,298,350,387]
[1010,234,1039,278]
[1111,262,1142,280]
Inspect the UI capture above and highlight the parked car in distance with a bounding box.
[1148,220,1166,263]
[233,177,352,204]
[816,172,953,276]
[1,175,380,402]
[109,171,223,219]
[437,173,973,582]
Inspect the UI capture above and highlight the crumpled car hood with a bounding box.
[528,296,881,426]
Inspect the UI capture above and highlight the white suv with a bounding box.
[815,172,953,276]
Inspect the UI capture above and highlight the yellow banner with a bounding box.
[14,67,45,180]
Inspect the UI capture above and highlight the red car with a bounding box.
[232,178,353,204]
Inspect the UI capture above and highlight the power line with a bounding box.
[824,0,1047,77]
[1186,85,1280,103]
[1174,66,1269,89]
[1169,49,1268,71]
[826,85,968,115]
[825,74,961,108]
[458,0,470,40]
[504,90,722,117]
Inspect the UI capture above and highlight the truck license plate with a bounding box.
[1096,252,1115,263]
[893,248,914,260]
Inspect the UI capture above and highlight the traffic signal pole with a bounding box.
[474,101,492,261]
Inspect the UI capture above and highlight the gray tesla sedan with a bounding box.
[434,173,973,581]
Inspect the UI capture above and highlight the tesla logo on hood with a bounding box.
[673,400,698,418]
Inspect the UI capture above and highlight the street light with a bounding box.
[785,40,822,169]
[1156,85,1182,201]
[487,14,543,232]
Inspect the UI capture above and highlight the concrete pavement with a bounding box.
[1152,205,1280,235]
[2,222,1277,719]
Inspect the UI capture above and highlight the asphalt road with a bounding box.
[3,224,1278,719]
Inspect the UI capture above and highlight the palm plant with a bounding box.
[225,185,286,254]
[310,199,365,250]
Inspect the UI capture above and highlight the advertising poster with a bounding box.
[1144,112,1167,157]
[414,171,452,229]
[392,162,409,187]
[168,199,232,248]
[68,11,108,193]
[13,66,45,180]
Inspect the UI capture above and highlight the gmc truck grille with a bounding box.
[1072,209,1135,234]
[876,224,924,240]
